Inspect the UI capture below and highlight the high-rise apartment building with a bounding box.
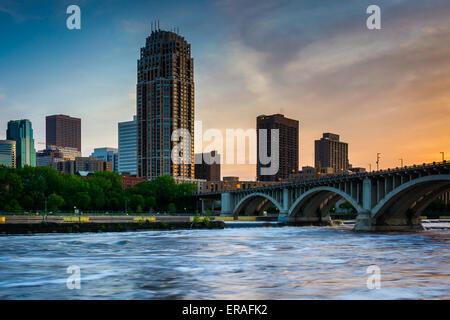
[314,133,349,173]
[195,151,221,182]
[118,116,137,175]
[257,114,299,182]
[137,29,194,179]
[6,119,36,167]
[90,147,118,172]
[0,140,16,168]
[46,115,81,151]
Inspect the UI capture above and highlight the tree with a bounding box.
[74,192,91,211]
[168,203,177,214]
[4,199,23,213]
[48,194,65,212]
[129,194,145,213]
[339,201,355,212]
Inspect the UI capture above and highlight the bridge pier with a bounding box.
[354,212,425,232]
[220,193,233,216]
[200,198,217,215]
[277,211,288,223]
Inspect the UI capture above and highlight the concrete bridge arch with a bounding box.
[232,192,283,217]
[288,186,364,225]
[356,175,450,231]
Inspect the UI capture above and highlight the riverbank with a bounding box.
[0,216,225,234]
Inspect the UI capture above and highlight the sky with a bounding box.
[1,0,449,180]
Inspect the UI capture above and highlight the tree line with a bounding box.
[0,166,198,214]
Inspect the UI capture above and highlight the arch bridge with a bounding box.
[215,162,450,231]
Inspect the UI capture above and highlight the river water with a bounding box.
[0,224,449,299]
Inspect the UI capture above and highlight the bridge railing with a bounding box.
[196,161,449,195]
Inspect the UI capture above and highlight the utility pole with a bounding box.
[376,153,381,171]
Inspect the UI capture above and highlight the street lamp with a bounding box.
[376,153,381,171]
[368,164,372,172]
[441,152,445,162]
[399,158,404,167]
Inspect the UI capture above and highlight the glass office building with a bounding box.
[6,119,36,167]
[118,116,137,175]
[0,140,16,168]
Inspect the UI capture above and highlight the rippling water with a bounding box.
[0,225,449,299]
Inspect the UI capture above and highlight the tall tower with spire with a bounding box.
[136,26,194,179]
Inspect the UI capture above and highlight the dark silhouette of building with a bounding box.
[315,133,349,173]
[195,151,221,181]
[137,28,194,179]
[257,114,299,182]
[46,115,81,151]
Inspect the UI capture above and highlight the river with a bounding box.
[0,224,449,299]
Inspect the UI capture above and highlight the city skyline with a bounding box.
[1,0,450,180]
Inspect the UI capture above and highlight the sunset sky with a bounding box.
[1,0,449,180]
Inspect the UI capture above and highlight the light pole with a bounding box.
[399,158,404,167]
[376,153,381,171]
[125,200,128,215]
[441,152,445,162]
[368,164,372,172]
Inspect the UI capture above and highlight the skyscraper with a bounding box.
[90,147,118,172]
[118,116,137,175]
[137,29,195,179]
[314,133,349,173]
[0,140,16,168]
[6,119,36,167]
[46,114,81,151]
[257,114,299,182]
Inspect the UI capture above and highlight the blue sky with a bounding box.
[1,0,450,179]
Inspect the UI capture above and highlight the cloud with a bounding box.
[195,0,450,179]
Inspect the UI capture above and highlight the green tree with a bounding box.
[168,203,177,214]
[74,192,91,211]
[48,193,65,212]
[339,201,355,212]
[129,194,145,213]
[4,199,23,213]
